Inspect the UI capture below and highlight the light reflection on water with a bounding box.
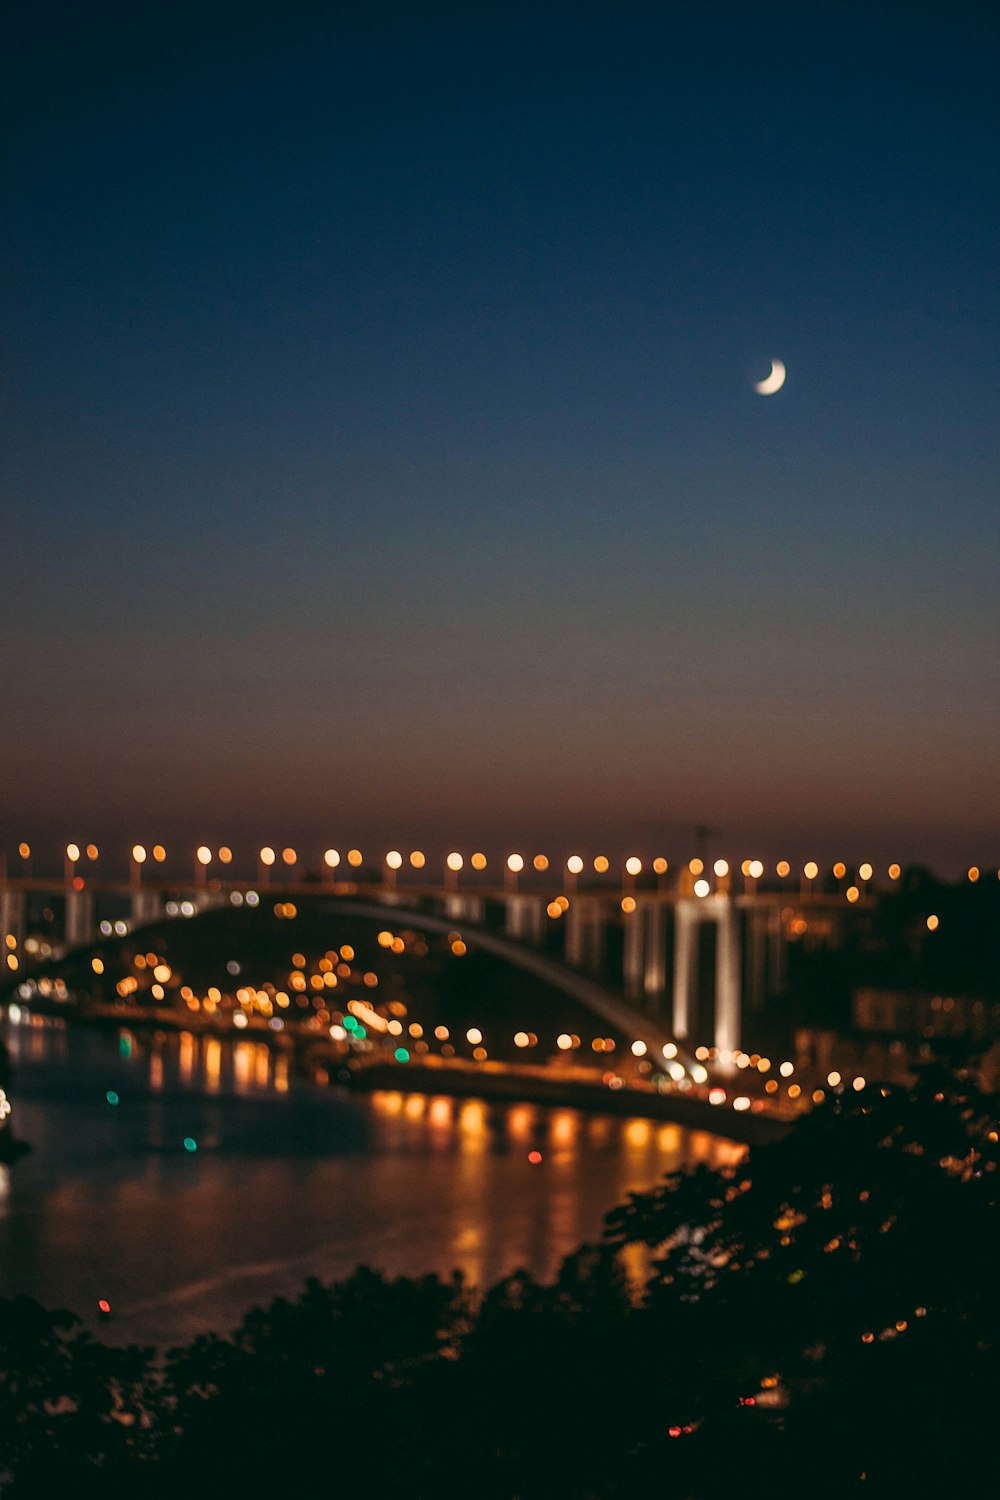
[0,1018,743,1349]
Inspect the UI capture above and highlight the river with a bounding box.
[0,1012,743,1348]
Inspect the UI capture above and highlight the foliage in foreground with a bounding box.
[1,1061,997,1497]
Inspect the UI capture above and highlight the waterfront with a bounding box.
[0,1018,742,1348]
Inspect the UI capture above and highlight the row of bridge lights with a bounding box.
[8,843,994,892]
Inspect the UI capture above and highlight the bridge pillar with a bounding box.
[671,897,743,1052]
[623,905,644,1001]
[443,894,485,925]
[672,900,698,1039]
[65,888,96,948]
[1,888,26,964]
[130,888,163,928]
[642,901,668,1015]
[622,899,670,1012]
[504,895,545,945]
[715,899,741,1054]
[565,896,605,973]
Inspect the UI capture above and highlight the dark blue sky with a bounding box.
[2,1,997,868]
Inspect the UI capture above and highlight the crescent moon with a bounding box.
[754,359,786,395]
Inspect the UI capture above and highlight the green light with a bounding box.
[354,1025,366,1039]
[119,1035,133,1057]
[183,1137,198,1153]
[343,1014,358,1030]
[106,1090,119,1106]
[394,1047,410,1063]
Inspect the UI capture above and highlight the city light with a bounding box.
[323,849,340,868]
[446,851,464,871]
[507,854,524,873]
[567,855,584,874]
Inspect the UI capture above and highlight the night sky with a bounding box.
[2,1,997,869]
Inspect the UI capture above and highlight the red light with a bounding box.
[528,1150,542,1164]
[668,1426,682,1438]
[98,1299,111,1314]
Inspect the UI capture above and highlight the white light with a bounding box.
[466,1027,483,1045]
[324,849,340,868]
[713,859,729,878]
[329,1024,347,1041]
[230,891,244,906]
[556,1033,572,1050]
[446,852,464,872]
[132,844,147,864]
[662,1042,678,1059]
[733,1096,751,1112]
[196,846,212,865]
[625,856,642,876]
[385,850,403,870]
[691,1064,708,1083]
[245,891,260,906]
[260,847,276,866]
[779,1061,794,1077]
[66,843,80,862]
[667,1061,686,1081]
[694,878,710,898]
[631,1039,647,1057]
[233,1012,248,1030]
[507,854,524,873]
[748,860,764,879]
[566,855,584,875]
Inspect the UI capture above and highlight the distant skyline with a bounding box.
[2,1,997,870]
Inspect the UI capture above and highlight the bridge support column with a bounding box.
[623,905,644,1001]
[715,899,741,1054]
[642,901,668,1015]
[130,889,163,928]
[504,895,545,945]
[0,888,26,962]
[672,900,698,1039]
[443,894,485,925]
[565,897,605,973]
[65,889,96,948]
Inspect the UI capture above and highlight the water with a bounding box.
[0,1016,743,1348]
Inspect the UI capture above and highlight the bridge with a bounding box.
[0,844,883,1056]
